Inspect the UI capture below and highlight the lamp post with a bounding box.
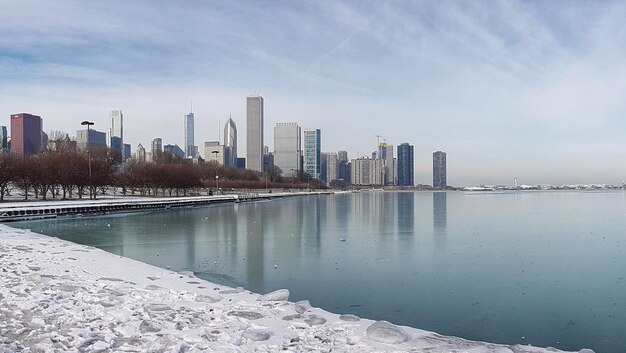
[81,121,94,199]
[215,175,219,195]
[211,150,220,195]
[264,162,268,192]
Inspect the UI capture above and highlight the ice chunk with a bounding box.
[339,314,360,322]
[579,350,595,353]
[179,271,195,278]
[139,320,162,333]
[366,321,410,344]
[227,311,264,320]
[196,294,221,303]
[304,315,326,326]
[242,330,271,341]
[295,300,311,314]
[258,289,290,301]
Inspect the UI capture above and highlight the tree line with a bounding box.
[0,149,325,202]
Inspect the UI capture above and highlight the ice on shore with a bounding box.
[0,224,593,353]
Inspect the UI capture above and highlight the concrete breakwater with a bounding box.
[0,191,332,222]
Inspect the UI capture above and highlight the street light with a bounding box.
[211,150,220,195]
[81,121,94,199]
[264,161,268,192]
[215,175,219,195]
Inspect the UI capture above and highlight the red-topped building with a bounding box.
[10,113,42,157]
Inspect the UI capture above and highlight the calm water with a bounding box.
[13,191,626,352]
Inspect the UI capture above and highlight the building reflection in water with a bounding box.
[397,192,415,236]
[433,192,447,237]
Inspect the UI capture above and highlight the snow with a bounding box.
[0,224,593,353]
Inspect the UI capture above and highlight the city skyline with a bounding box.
[2,1,626,185]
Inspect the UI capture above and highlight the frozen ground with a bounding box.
[0,224,593,353]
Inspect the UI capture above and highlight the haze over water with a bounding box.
[14,191,626,353]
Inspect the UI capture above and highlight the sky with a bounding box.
[2,0,626,186]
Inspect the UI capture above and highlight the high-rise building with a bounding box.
[164,144,185,159]
[397,143,414,186]
[224,117,237,167]
[326,152,338,183]
[433,151,447,189]
[338,150,348,163]
[274,123,301,176]
[151,138,163,163]
[109,110,123,152]
[204,141,225,164]
[378,143,395,186]
[338,160,351,184]
[123,144,131,160]
[303,128,321,179]
[320,152,329,183]
[1,126,8,153]
[184,112,194,158]
[351,157,383,186]
[76,129,107,151]
[136,144,146,163]
[10,113,42,157]
[246,95,264,172]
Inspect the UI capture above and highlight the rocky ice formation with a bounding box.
[0,224,593,353]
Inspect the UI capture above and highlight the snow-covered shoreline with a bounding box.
[0,224,591,353]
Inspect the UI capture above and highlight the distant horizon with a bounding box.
[2,1,626,185]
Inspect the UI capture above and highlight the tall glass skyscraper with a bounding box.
[224,117,237,167]
[246,95,264,172]
[397,143,414,186]
[184,112,194,158]
[109,110,123,153]
[303,128,321,179]
[433,151,447,189]
[0,126,7,153]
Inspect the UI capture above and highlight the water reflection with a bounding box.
[397,192,415,235]
[433,192,447,236]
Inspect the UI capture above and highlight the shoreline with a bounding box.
[0,224,591,353]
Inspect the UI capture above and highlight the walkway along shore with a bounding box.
[0,191,333,222]
[0,224,593,353]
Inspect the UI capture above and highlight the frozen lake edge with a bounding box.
[0,224,592,353]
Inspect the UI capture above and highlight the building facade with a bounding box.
[246,95,264,172]
[109,110,123,152]
[123,144,131,160]
[164,144,185,159]
[224,117,237,167]
[303,128,321,179]
[76,129,107,151]
[326,152,338,184]
[204,141,225,164]
[351,157,383,186]
[136,144,147,163]
[151,138,163,163]
[184,112,194,158]
[273,122,301,176]
[10,113,42,157]
[337,150,348,163]
[0,126,7,153]
[397,143,414,186]
[378,143,395,186]
[433,151,447,189]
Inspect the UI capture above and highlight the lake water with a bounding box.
[13,191,626,352]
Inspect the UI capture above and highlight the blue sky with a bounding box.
[2,0,626,185]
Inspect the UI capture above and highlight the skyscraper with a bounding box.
[204,141,225,164]
[109,110,123,152]
[151,138,163,162]
[76,129,107,151]
[224,117,237,167]
[274,123,301,176]
[397,143,414,186]
[337,151,348,163]
[351,157,383,185]
[136,144,146,163]
[184,112,195,158]
[0,126,7,153]
[326,152,338,183]
[10,113,42,157]
[303,128,321,179]
[433,151,447,189]
[378,143,395,185]
[246,95,264,172]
